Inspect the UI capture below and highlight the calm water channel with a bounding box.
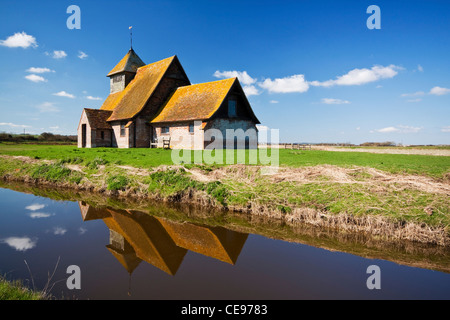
[0,185,449,300]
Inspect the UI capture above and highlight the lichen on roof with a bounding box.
[151,78,237,123]
[106,56,176,122]
[99,91,126,111]
[107,48,146,77]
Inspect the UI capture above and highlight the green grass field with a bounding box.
[0,143,448,179]
[0,276,46,300]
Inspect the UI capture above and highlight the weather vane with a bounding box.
[129,26,133,49]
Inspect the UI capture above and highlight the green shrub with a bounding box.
[148,169,203,195]
[86,157,109,169]
[107,175,128,191]
[32,164,72,182]
[206,181,228,206]
[58,156,83,165]
[277,205,292,214]
[69,173,83,184]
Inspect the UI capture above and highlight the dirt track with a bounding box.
[313,146,450,156]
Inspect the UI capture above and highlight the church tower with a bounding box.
[107,48,146,94]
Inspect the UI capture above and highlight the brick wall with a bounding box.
[91,129,113,147]
[154,121,204,149]
[205,119,258,149]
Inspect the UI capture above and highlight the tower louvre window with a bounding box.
[113,74,123,83]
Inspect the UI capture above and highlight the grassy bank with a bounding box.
[0,276,47,300]
[0,150,449,245]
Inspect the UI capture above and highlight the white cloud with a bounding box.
[401,91,425,97]
[374,125,422,133]
[25,74,47,83]
[36,102,59,113]
[440,126,450,133]
[310,65,402,87]
[417,64,424,72]
[429,86,450,96]
[243,85,260,96]
[52,50,67,59]
[86,96,102,101]
[29,212,52,219]
[376,126,400,133]
[26,67,54,74]
[49,126,59,130]
[78,227,87,235]
[53,227,67,236]
[26,203,46,211]
[397,125,422,133]
[53,91,75,99]
[356,127,361,131]
[0,122,31,128]
[1,237,37,251]
[78,51,88,59]
[259,74,309,93]
[0,32,37,48]
[407,98,422,103]
[269,100,279,104]
[213,70,256,85]
[321,98,350,105]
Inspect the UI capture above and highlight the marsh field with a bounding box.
[0,143,449,244]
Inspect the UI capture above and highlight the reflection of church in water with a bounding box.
[78,202,248,276]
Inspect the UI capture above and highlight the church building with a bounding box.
[77,48,260,149]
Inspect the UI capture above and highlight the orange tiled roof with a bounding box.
[99,91,126,111]
[106,56,175,122]
[151,78,236,123]
[106,48,146,77]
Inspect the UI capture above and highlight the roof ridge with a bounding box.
[84,107,112,111]
[175,77,236,90]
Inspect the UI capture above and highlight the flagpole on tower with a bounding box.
[129,26,133,49]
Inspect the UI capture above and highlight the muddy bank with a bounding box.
[0,155,449,247]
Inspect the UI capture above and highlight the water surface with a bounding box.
[0,186,449,300]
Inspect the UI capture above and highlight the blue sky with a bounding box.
[0,0,449,144]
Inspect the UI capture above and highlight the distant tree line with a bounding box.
[359,141,397,147]
[0,132,77,144]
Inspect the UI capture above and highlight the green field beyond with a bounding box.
[0,143,448,179]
